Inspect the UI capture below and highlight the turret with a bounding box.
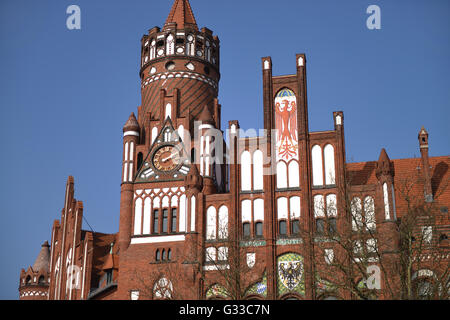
[375,148,399,258]
[122,113,140,184]
[197,105,217,194]
[119,113,140,253]
[19,241,50,300]
[375,148,396,221]
[139,0,220,133]
[418,127,433,202]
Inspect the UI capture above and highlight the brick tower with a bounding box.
[19,0,450,301]
[117,0,223,300]
[19,241,50,300]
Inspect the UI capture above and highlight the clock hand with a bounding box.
[161,153,177,162]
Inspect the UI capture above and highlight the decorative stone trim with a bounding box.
[239,240,266,247]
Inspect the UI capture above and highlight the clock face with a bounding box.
[152,145,182,173]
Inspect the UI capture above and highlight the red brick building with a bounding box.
[19,0,449,300]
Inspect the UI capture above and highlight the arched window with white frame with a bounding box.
[218,206,228,239]
[134,198,143,235]
[241,151,252,191]
[351,197,363,231]
[324,144,336,185]
[288,161,300,188]
[166,34,175,55]
[364,196,376,231]
[206,206,217,240]
[383,183,390,220]
[276,161,287,189]
[186,34,195,56]
[312,145,323,186]
[253,150,264,190]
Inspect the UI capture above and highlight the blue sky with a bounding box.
[0,0,449,299]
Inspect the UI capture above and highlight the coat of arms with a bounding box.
[278,260,303,291]
[246,253,256,268]
[275,89,298,161]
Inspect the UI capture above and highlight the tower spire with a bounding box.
[164,0,198,31]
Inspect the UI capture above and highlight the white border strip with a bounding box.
[130,235,186,244]
[124,131,140,137]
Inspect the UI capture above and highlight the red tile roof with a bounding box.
[165,0,198,31]
[347,155,450,217]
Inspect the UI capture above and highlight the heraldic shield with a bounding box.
[277,253,305,297]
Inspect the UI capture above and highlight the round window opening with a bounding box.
[204,66,210,75]
[166,61,176,71]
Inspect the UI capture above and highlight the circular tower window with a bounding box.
[165,61,175,71]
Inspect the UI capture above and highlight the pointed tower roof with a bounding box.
[378,148,391,163]
[32,241,50,273]
[376,148,393,179]
[123,112,140,132]
[419,126,428,136]
[198,105,214,125]
[164,0,198,31]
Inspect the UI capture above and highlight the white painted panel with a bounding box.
[391,184,397,220]
[124,131,139,137]
[241,151,252,191]
[162,196,169,208]
[206,206,217,240]
[143,198,151,235]
[123,163,128,182]
[290,196,301,219]
[130,235,185,244]
[200,136,204,155]
[364,196,376,230]
[178,125,184,142]
[134,198,143,235]
[218,206,229,239]
[253,150,264,190]
[190,196,196,232]
[151,127,158,144]
[312,145,323,186]
[128,163,133,182]
[326,194,337,217]
[206,136,211,154]
[254,199,264,222]
[165,103,172,119]
[171,195,178,207]
[200,156,204,175]
[288,161,300,188]
[130,142,134,161]
[383,183,390,220]
[276,161,287,189]
[324,144,336,185]
[124,142,129,161]
[264,60,270,70]
[314,195,325,218]
[277,197,288,220]
[153,197,161,209]
[205,156,210,176]
[130,291,140,300]
[179,194,186,232]
[241,199,252,223]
